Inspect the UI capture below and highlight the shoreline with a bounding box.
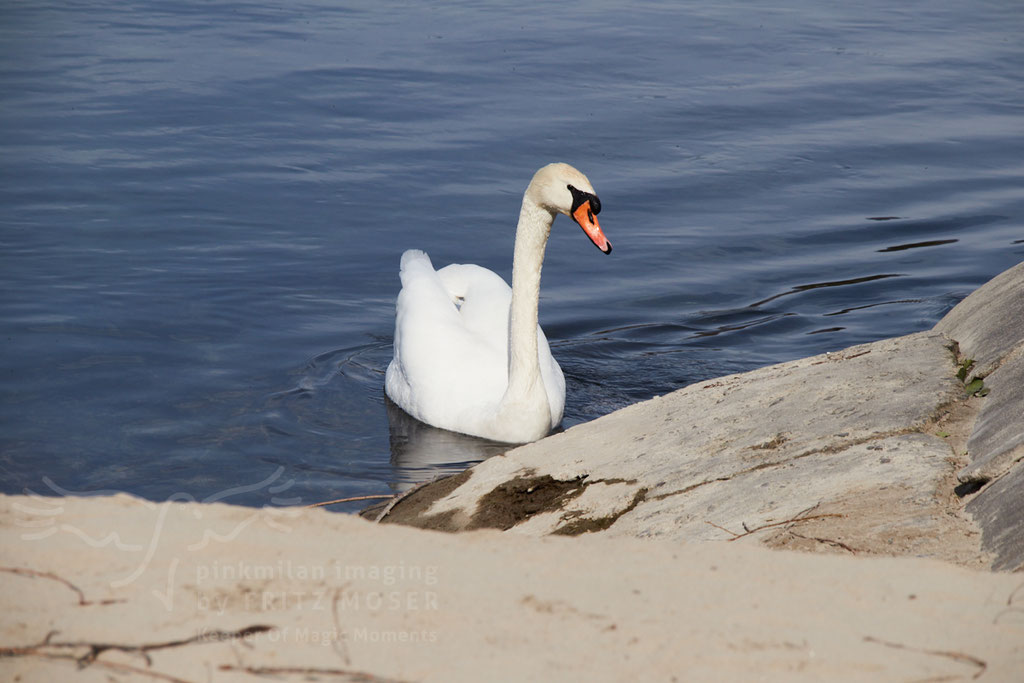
[2,261,1022,681]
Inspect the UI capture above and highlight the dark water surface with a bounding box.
[2,1,1022,510]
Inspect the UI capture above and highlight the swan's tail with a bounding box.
[398,249,434,287]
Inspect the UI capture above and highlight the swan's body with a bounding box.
[385,163,610,443]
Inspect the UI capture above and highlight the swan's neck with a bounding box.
[504,197,554,417]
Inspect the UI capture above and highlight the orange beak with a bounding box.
[572,200,612,254]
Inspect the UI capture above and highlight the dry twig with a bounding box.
[217,664,404,681]
[0,566,123,606]
[863,635,986,679]
[0,625,273,669]
[306,494,396,509]
[994,581,1024,624]
[704,513,843,541]
[786,530,858,554]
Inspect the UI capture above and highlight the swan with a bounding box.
[384,163,611,443]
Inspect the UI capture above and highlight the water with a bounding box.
[2,1,1022,512]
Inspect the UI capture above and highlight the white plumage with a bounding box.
[385,163,610,443]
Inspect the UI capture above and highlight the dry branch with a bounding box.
[0,624,273,671]
[218,663,405,681]
[863,635,986,679]
[704,513,843,541]
[306,494,396,509]
[0,566,123,606]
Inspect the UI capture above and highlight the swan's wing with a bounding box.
[389,250,458,396]
[386,251,508,427]
[395,250,461,328]
[437,263,512,345]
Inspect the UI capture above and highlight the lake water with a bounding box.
[2,1,1022,512]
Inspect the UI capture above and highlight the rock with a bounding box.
[932,260,1024,571]
[967,463,1024,572]
[382,262,1024,572]
[957,346,1024,571]
[382,332,984,564]
[934,260,1024,379]
[958,349,1024,483]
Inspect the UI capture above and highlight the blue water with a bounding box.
[2,1,1022,511]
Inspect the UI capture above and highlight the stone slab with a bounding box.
[934,260,1024,379]
[966,462,1024,572]
[383,331,976,565]
[960,347,1024,483]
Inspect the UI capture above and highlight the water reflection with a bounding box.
[384,397,509,492]
[749,273,905,308]
[877,239,958,253]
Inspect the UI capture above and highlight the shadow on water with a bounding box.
[385,397,510,493]
[262,340,511,496]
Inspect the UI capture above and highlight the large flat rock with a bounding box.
[381,331,984,564]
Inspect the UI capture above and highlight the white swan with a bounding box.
[385,163,611,443]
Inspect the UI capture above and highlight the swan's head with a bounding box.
[528,162,611,254]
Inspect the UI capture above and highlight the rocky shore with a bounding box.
[378,261,1024,573]
[2,262,1021,681]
